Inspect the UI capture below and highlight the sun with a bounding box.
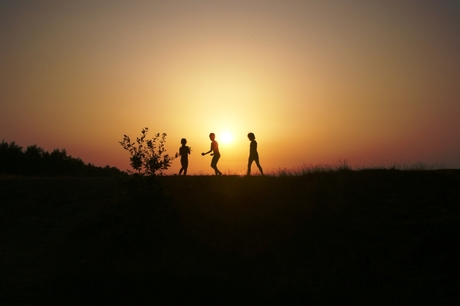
[220,131,233,145]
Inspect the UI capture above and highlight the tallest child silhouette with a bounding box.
[201,133,222,175]
[247,132,264,176]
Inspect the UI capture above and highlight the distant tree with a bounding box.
[0,139,124,177]
[24,145,45,175]
[119,127,178,176]
[0,141,24,174]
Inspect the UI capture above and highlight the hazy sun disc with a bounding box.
[220,131,233,144]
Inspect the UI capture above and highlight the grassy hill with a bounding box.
[1,170,459,305]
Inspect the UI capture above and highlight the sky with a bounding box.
[1,0,459,175]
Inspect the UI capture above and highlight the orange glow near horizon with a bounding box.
[1,1,460,174]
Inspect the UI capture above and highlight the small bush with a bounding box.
[119,127,178,176]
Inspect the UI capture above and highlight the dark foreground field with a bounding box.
[1,170,460,305]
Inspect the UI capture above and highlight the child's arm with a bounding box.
[202,144,213,156]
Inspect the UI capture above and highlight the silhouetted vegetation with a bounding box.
[119,127,178,176]
[0,140,123,177]
[1,170,459,304]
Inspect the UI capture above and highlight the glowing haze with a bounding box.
[1,0,459,174]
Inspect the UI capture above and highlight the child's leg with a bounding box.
[255,160,263,175]
[211,158,217,174]
[183,160,188,175]
[247,157,254,175]
[179,160,185,175]
[212,156,222,175]
[254,155,263,175]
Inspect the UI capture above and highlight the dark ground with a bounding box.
[1,170,460,305]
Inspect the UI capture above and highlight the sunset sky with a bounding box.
[1,0,459,175]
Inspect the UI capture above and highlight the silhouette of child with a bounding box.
[201,133,222,175]
[247,132,264,176]
[178,138,191,175]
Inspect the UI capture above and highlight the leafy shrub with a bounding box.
[119,127,178,175]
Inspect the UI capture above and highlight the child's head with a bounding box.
[209,133,215,140]
[181,138,187,145]
[247,132,255,141]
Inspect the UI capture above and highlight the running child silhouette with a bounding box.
[178,138,191,175]
[201,133,222,175]
[247,132,264,176]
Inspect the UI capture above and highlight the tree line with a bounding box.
[0,140,123,177]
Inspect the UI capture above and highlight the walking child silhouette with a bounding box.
[202,133,222,175]
[178,138,190,175]
[247,132,264,176]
